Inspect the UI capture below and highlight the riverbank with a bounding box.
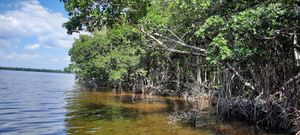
[106,84,299,135]
[215,95,300,135]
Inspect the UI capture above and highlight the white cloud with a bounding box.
[51,56,70,62]
[0,0,81,48]
[64,56,70,61]
[0,39,11,48]
[44,45,52,49]
[25,44,40,50]
[0,39,19,48]
[0,51,39,61]
[51,58,59,62]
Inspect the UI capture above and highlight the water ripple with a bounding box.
[0,70,75,135]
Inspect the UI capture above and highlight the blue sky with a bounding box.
[0,0,83,70]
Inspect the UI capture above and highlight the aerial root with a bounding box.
[214,95,300,134]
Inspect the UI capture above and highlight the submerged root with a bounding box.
[167,109,213,129]
[214,95,300,134]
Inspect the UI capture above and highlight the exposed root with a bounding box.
[214,94,300,134]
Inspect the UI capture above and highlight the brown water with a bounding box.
[0,70,281,135]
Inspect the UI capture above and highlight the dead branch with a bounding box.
[226,63,255,91]
[281,72,300,91]
[141,27,256,91]
[153,32,207,53]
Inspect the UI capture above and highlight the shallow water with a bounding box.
[0,70,281,135]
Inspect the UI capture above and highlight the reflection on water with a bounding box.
[64,90,280,135]
[64,91,207,135]
[0,70,281,135]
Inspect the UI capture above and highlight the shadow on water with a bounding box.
[64,88,282,135]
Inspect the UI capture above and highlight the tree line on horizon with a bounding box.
[0,66,72,73]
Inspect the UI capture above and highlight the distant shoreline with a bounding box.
[0,66,71,74]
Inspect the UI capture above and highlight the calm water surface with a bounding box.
[0,70,280,135]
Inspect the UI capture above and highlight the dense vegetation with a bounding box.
[63,0,300,134]
[0,66,69,73]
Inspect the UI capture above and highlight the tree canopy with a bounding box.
[62,0,149,34]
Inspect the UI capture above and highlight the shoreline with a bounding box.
[0,67,71,74]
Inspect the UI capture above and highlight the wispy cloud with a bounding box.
[25,44,40,50]
[0,51,39,61]
[0,39,19,48]
[51,57,59,62]
[0,0,81,48]
[51,56,70,62]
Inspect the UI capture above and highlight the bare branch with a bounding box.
[281,72,300,90]
[153,32,207,53]
[141,27,256,91]
[226,63,255,91]
[147,37,205,56]
[140,27,168,49]
[166,28,185,42]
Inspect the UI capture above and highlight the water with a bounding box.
[0,70,280,135]
[0,70,74,135]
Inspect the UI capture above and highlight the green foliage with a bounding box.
[69,25,145,84]
[139,2,170,29]
[230,2,286,37]
[206,34,232,64]
[193,1,298,63]
[64,0,300,93]
[62,0,149,34]
[196,15,225,38]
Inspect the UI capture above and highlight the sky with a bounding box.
[0,0,83,70]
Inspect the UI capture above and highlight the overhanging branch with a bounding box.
[140,27,256,91]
